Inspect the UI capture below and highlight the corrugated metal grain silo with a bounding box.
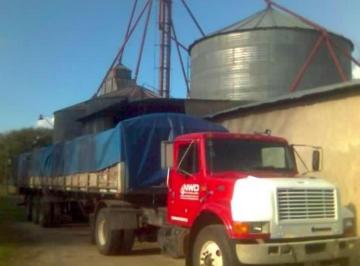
[189,7,354,101]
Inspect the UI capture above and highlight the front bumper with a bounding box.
[235,237,360,265]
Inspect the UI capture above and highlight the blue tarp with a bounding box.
[120,113,227,189]
[95,127,121,171]
[16,113,227,190]
[16,152,31,179]
[28,146,52,178]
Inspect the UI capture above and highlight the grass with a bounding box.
[0,246,13,265]
[0,186,26,266]
[0,194,25,223]
[0,185,6,196]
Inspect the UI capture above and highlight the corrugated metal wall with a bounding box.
[190,29,352,101]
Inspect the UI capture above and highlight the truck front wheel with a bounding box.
[192,225,238,266]
[95,208,135,255]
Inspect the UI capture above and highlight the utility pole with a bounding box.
[158,0,172,98]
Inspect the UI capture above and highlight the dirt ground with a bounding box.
[1,196,184,266]
[1,195,359,266]
[7,223,185,266]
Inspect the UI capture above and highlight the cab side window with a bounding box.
[178,143,199,174]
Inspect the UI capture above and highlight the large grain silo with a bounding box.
[189,7,354,101]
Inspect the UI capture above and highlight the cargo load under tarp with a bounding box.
[16,113,227,192]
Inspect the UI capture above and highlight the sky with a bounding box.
[1,0,360,132]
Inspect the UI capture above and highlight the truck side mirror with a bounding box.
[161,141,174,169]
[312,150,320,171]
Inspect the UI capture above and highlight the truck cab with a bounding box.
[165,132,358,266]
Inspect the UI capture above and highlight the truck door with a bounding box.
[167,140,204,226]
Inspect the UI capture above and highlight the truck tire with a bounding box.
[95,208,135,255]
[192,225,238,266]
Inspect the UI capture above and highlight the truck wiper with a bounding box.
[253,166,278,171]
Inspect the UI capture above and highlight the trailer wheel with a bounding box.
[95,208,135,255]
[192,225,238,266]
[70,201,88,222]
[25,196,33,222]
[38,201,53,228]
[32,195,41,224]
[89,213,96,245]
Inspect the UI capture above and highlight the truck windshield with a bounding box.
[206,139,295,173]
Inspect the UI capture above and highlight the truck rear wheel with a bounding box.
[95,208,135,255]
[192,225,238,266]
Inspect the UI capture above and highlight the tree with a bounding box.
[0,128,53,184]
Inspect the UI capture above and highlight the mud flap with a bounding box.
[102,207,138,230]
[158,226,189,258]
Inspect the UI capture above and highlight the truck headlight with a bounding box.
[233,221,270,235]
[342,206,356,236]
[343,217,355,236]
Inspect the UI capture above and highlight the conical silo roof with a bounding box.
[189,5,353,102]
[213,7,313,34]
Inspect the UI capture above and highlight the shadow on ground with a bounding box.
[0,195,165,262]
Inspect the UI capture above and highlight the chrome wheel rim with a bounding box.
[199,241,223,266]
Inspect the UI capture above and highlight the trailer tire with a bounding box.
[192,225,238,266]
[95,208,135,255]
[38,201,53,228]
[26,196,33,222]
[70,201,87,222]
[89,213,96,245]
[32,195,41,224]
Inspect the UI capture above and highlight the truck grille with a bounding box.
[277,188,336,221]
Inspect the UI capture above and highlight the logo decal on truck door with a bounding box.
[180,184,200,201]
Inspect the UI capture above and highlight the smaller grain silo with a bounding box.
[189,6,354,101]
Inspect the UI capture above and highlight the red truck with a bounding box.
[16,114,359,266]
[161,132,358,265]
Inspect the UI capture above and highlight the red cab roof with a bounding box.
[174,131,288,144]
